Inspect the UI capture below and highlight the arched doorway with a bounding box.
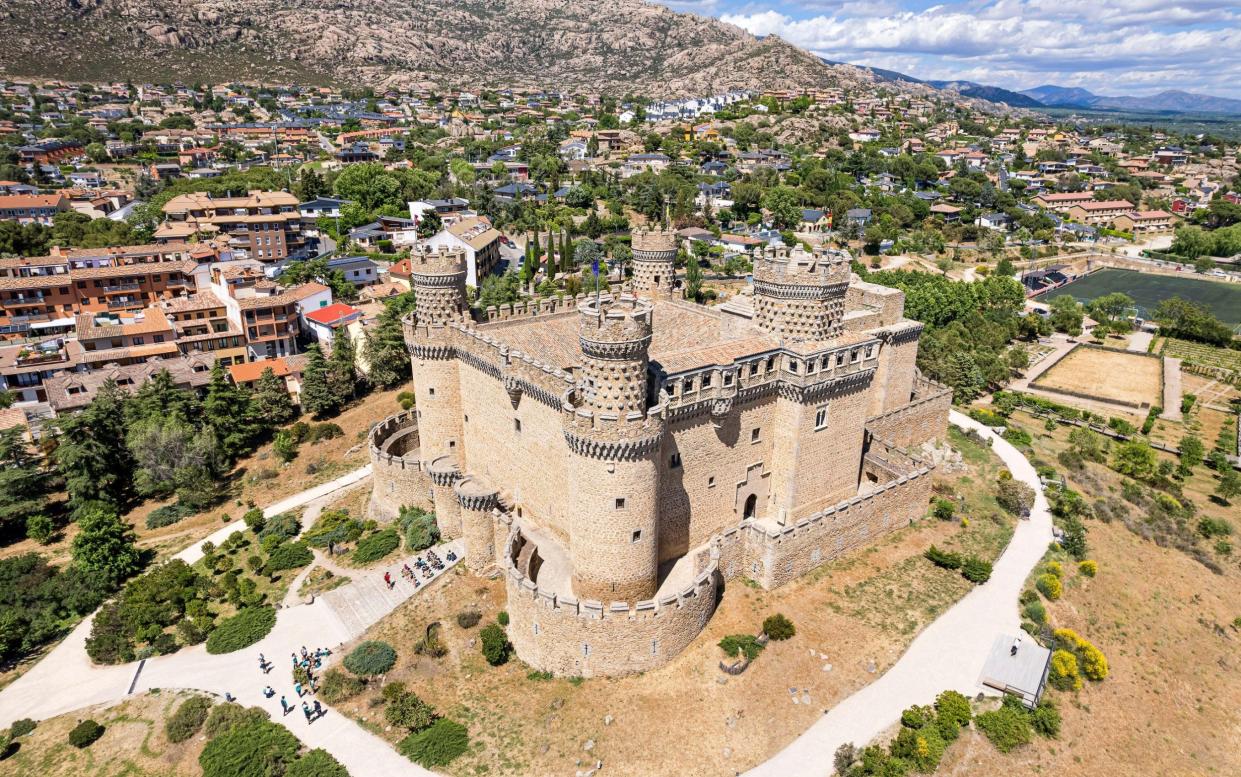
[743,493,758,520]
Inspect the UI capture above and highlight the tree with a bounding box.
[203,364,259,461]
[53,380,134,512]
[293,168,326,201]
[0,426,51,539]
[299,344,336,418]
[416,209,442,239]
[332,162,403,215]
[1178,435,1205,473]
[128,369,200,427]
[1048,295,1084,336]
[683,253,703,302]
[251,368,296,426]
[1217,468,1241,505]
[365,295,415,389]
[71,504,142,589]
[327,336,358,408]
[272,431,299,464]
[128,419,225,508]
[1112,440,1157,480]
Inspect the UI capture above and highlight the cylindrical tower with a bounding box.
[428,456,462,540]
[630,228,677,297]
[455,476,500,573]
[752,245,851,342]
[405,244,468,464]
[564,295,664,602]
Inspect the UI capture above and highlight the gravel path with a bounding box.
[745,410,1054,777]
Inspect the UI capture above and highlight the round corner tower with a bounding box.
[405,244,468,481]
[630,228,677,297]
[752,245,851,342]
[563,294,664,602]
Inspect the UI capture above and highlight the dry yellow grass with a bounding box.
[1035,346,1163,408]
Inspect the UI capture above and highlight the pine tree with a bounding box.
[203,363,258,461]
[0,426,50,537]
[328,334,358,407]
[300,344,336,418]
[72,504,142,589]
[55,379,134,513]
[365,300,413,390]
[251,367,297,427]
[127,369,200,427]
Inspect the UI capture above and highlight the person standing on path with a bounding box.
[313,700,323,719]
[280,696,291,716]
[302,701,313,723]
[294,681,303,697]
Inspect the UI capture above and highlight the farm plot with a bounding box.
[1032,345,1163,409]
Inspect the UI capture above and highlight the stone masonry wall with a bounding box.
[504,528,719,678]
[866,379,952,449]
[368,412,434,522]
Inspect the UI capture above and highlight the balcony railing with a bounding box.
[6,293,46,304]
[101,282,141,293]
[8,312,51,324]
[108,298,144,309]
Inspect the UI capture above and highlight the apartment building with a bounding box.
[43,352,217,414]
[0,193,69,225]
[1031,191,1097,212]
[0,242,213,339]
[0,338,84,403]
[75,307,180,370]
[208,263,330,360]
[157,190,307,262]
[1113,210,1175,234]
[1066,200,1135,225]
[160,291,248,366]
[422,216,502,287]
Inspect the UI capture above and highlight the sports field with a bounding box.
[1043,268,1241,326]
[1033,346,1163,408]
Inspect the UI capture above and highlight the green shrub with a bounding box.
[932,498,956,521]
[900,704,932,729]
[307,423,344,442]
[527,670,554,681]
[995,479,1035,515]
[1181,393,1196,414]
[1078,559,1098,577]
[924,545,962,570]
[456,610,482,629]
[166,695,213,743]
[400,507,440,552]
[146,503,195,529]
[199,719,300,777]
[762,613,796,640]
[203,703,267,739]
[8,718,36,738]
[26,514,55,543]
[319,668,366,703]
[933,690,972,741]
[480,623,511,666]
[68,719,105,748]
[1002,426,1033,447]
[1035,573,1062,600]
[258,513,300,541]
[242,508,265,533]
[718,634,765,661]
[975,704,1032,752]
[345,640,397,675]
[286,749,350,777]
[1031,698,1061,738]
[889,721,945,772]
[266,541,314,572]
[496,610,509,626]
[352,528,400,564]
[961,556,993,583]
[1022,599,1047,625]
[385,689,436,731]
[303,509,365,548]
[1198,517,1233,539]
[205,607,276,654]
[397,718,469,768]
[1049,649,1082,691]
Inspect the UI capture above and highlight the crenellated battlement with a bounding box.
[409,243,468,278]
[368,411,433,522]
[631,227,678,256]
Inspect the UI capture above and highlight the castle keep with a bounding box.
[369,237,950,677]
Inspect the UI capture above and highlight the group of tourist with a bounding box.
[253,648,333,725]
[382,548,456,590]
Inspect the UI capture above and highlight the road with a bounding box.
[746,410,1054,776]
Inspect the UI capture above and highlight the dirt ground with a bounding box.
[1033,346,1163,409]
[0,689,210,777]
[329,430,1014,777]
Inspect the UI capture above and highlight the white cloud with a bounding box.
[719,1,1241,97]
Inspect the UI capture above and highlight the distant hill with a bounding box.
[1021,85,1241,115]
[926,81,1044,108]
[820,58,922,85]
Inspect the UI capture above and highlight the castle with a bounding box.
[368,232,950,677]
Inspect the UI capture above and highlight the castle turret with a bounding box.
[630,228,677,297]
[405,245,468,497]
[752,245,851,342]
[563,295,664,602]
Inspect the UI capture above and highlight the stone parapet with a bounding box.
[503,525,718,677]
[367,411,432,521]
[865,377,952,449]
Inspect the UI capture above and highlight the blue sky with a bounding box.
[657,1,1241,99]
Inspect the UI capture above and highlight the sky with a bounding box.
[657,0,1241,99]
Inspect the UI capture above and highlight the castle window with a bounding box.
[428,387,436,396]
[615,497,626,509]
[789,360,799,373]
[631,529,642,543]
[865,345,874,358]
[766,357,776,372]
[749,362,758,376]
[751,428,761,444]
[533,622,539,635]
[670,453,682,469]
[723,372,733,386]
[707,476,716,488]
[836,353,845,366]
[852,349,860,362]
[683,377,695,393]
[651,639,659,655]
[583,643,590,657]
[448,440,456,449]
[464,415,468,422]
[815,404,829,430]
[514,418,522,433]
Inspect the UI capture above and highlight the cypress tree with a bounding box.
[251,366,297,427]
[203,363,258,461]
[328,334,358,407]
[299,344,335,418]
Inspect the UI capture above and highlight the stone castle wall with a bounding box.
[504,527,719,678]
[368,411,434,521]
[866,377,952,449]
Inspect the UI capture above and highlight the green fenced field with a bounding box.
[1043,268,1241,328]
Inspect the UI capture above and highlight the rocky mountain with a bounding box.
[1021,85,1241,115]
[925,81,1044,109]
[0,0,908,98]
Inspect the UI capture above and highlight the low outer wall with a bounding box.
[368,412,434,522]
[866,380,951,449]
[504,530,719,678]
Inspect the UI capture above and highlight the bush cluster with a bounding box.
[1049,648,1082,691]
[961,555,993,583]
[146,503,196,529]
[205,607,276,655]
[762,613,796,640]
[399,506,440,552]
[258,513,301,542]
[265,541,314,572]
[1,554,110,665]
[303,509,367,548]
[68,719,105,748]
[397,719,470,768]
[1078,559,1098,577]
[1054,628,1109,681]
[319,668,366,703]
[203,703,267,739]
[384,684,436,731]
[976,695,1060,754]
[455,610,482,629]
[286,749,350,777]
[288,421,344,444]
[718,634,765,661]
[924,545,962,570]
[995,478,1036,515]
[352,528,400,564]
[344,640,397,675]
[480,623,511,666]
[166,695,213,743]
[1035,572,1062,601]
[199,719,299,777]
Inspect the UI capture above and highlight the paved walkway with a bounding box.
[745,411,1054,777]
[1161,357,1183,421]
[1008,334,1077,392]
[1126,331,1154,353]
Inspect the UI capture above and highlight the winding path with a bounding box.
[1,413,1052,777]
[745,410,1054,776]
